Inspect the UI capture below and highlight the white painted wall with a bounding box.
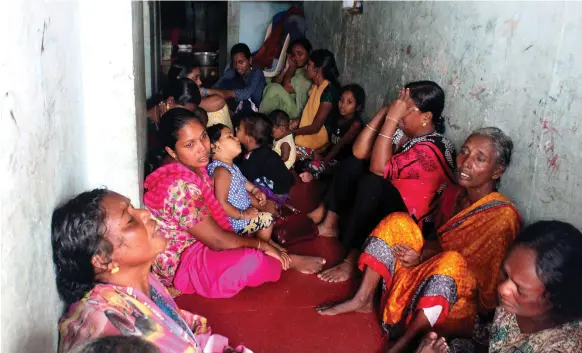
[0,1,146,352]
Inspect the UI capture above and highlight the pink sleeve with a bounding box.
[384,143,442,180]
[166,180,210,230]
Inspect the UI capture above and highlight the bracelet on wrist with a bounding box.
[365,124,378,133]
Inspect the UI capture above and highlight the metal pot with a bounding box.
[193,52,219,67]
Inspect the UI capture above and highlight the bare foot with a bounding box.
[432,337,449,353]
[317,261,356,282]
[316,295,373,316]
[317,224,337,237]
[415,332,440,353]
[289,254,326,274]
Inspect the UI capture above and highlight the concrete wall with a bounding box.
[0,1,146,352]
[304,1,582,226]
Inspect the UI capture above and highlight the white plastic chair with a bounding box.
[262,23,291,78]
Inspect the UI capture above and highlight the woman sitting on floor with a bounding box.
[292,49,341,156]
[206,43,266,127]
[312,81,456,283]
[259,37,313,120]
[145,80,204,175]
[143,108,325,299]
[317,127,521,353]
[53,189,251,353]
[168,53,233,128]
[295,83,365,182]
[418,220,582,353]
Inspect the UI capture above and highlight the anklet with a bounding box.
[343,259,354,265]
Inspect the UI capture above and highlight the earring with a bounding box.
[422,122,427,127]
[111,266,120,274]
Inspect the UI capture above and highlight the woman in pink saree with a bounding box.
[144,108,326,298]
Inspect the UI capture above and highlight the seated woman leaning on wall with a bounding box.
[259,37,314,120]
[318,127,521,353]
[168,53,233,129]
[291,49,341,158]
[311,81,456,283]
[52,189,252,353]
[417,220,582,353]
[143,108,326,299]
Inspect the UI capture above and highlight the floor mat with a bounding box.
[175,237,388,353]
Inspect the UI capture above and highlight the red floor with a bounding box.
[175,237,388,353]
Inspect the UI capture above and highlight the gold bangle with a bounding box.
[378,133,393,140]
[250,186,257,194]
[387,117,399,124]
[365,124,378,132]
[343,258,354,266]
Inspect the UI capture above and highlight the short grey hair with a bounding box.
[73,336,161,353]
[468,127,514,170]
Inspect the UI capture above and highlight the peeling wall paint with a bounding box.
[304,1,582,226]
[0,1,146,352]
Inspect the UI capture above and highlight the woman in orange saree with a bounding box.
[317,127,521,353]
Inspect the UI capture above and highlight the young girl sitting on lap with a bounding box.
[207,124,287,252]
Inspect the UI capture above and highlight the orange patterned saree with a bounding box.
[358,187,520,336]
